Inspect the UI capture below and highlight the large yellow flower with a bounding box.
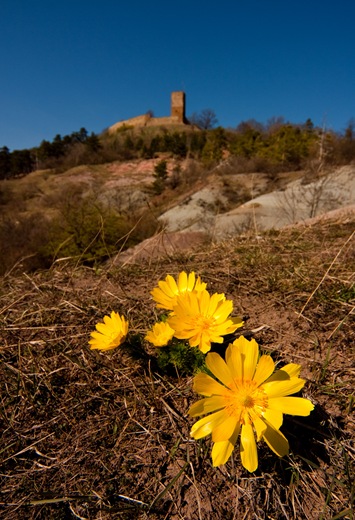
[151,271,207,311]
[167,290,243,353]
[145,321,175,347]
[188,336,314,472]
[89,311,128,351]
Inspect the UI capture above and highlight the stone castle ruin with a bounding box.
[108,91,188,133]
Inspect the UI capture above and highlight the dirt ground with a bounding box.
[1,213,354,519]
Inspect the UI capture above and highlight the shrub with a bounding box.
[0,212,53,275]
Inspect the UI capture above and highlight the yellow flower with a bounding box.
[145,321,175,347]
[167,290,243,353]
[188,336,314,472]
[151,271,207,311]
[89,311,128,351]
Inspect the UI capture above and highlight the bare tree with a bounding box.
[189,109,218,129]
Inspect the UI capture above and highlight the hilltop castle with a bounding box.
[108,91,188,133]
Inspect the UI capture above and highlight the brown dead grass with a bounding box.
[0,217,354,519]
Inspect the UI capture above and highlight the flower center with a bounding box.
[223,380,268,424]
[194,315,214,331]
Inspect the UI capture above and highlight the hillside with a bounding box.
[0,154,354,519]
[1,153,354,273]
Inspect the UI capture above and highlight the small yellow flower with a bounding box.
[145,321,175,347]
[189,336,314,472]
[151,271,207,311]
[89,311,128,351]
[167,289,243,353]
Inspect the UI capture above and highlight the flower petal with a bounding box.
[192,372,227,396]
[240,423,258,472]
[212,415,239,442]
[211,295,232,322]
[262,422,289,457]
[263,378,305,398]
[268,397,314,416]
[197,337,213,354]
[233,336,259,381]
[225,342,243,380]
[253,355,275,386]
[144,321,175,347]
[89,311,127,351]
[262,408,283,430]
[89,330,106,343]
[212,422,241,466]
[251,413,267,441]
[206,352,233,388]
[265,363,301,383]
[96,322,110,334]
[177,271,189,291]
[190,409,228,439]
[188,396,226,417]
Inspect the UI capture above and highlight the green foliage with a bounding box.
[0,188,159,274]
[156,341,206,376]
[3,115,355,182]
[229,125,263,158]
[162,132,188,157]
[152,159,168,194]
[201,127,227,166]
[259,124,316,167]
[228,120,319,170]
[188,131,207,158]
[42,196,136,264]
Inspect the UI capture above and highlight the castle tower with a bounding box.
[171,91,186,123]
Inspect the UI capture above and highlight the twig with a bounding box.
[298,229,354,317]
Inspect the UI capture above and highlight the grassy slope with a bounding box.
[1,216,354,519]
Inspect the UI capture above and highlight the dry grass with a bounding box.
[1,218,354,519]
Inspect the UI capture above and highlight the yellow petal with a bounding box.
[190,409,227,439]
[178,271,189,291]
[230,316,244,329]
[251,413,267,441]
[192,372,227,396]
[103,314,112,325]
[233,336,259,381]
[263,378,305,398]
[262,422,289,457]
[253,355,275,386]
[96,322,110,334]
[225,342,243,380]
[198,338,212,354]
[268,397,314,416]
[165,274,178,295]
[211,296,232,322]
[206,352,233,388]
[200,291,211,316]
[89,330,105,343]
[188,396,226,417]
[262,408,283,430]
[224,320,244,335]
[190,290,202,314]
[265,363,301,383]
[240,423,258,472]
[205,292,222,316]
[195,275,207,292]
[212,441,234,467]
[212,415,239,442]
[212,422,241,466]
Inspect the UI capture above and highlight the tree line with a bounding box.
[1,116,355,179]
[0,127,101,179]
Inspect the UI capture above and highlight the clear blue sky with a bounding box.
[1,0,355,151]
